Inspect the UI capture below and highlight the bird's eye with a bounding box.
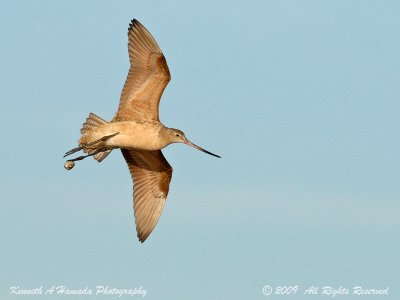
[176,134,180,137]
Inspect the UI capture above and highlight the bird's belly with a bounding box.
[101,121,164,150]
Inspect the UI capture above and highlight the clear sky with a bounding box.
[1,1,399,299]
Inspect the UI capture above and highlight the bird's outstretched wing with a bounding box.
[121,149,173,242]
[113,19,171,122]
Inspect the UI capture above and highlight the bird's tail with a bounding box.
[79,113,112,162]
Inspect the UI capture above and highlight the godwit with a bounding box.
[64,19,220,242]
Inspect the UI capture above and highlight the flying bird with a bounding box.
[64,19,220,242]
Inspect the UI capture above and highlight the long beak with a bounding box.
[184,139,221,158]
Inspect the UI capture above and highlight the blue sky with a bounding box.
[1,1,399,299]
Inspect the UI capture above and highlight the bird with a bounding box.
[63,19,220,242]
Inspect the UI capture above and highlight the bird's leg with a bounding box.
[64,147,111,170]
[68,148,108,162]
[63,132,120,157]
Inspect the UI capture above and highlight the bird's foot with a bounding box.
[63,132,120,157]
[64,147,109,170]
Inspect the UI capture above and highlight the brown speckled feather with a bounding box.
[113,19,171,122]
[121,149,173,242]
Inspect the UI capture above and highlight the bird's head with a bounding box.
[168,128,187,143]
[166,128,221,158]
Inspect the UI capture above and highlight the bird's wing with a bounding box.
[121,149,173,242]
[113,19,171,122]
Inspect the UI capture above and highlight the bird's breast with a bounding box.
[102,121,165,150]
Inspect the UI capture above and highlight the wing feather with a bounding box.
[121,149,173,242]
[113,19,171,122]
